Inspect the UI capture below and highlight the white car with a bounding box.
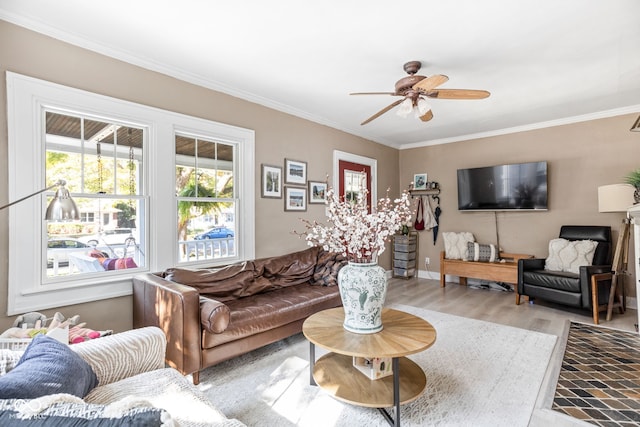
[78,229,136,246]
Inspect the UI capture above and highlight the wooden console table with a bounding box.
[440,251,533,301]
[303,307,436,426]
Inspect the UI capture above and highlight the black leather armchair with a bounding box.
[517,225,612,323]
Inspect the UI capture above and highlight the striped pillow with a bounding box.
[466,242,498,262]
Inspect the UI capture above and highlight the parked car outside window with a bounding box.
[47,238,91,266]
[78,229,136,246]
[194,227,235,240]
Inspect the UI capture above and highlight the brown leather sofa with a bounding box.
[133,246,344,384]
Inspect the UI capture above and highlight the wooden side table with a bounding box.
[303,307,437,426]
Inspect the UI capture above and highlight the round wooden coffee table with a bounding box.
[303,307,437,426]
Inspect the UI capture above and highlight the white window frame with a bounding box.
[6,72,255,315]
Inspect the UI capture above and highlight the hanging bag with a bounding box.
[414,197,425,231]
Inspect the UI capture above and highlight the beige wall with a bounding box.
[400,114,640,297]
[0,21,399,332]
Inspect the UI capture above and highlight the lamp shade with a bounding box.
[45,184,80,221]
[598,184,635,212]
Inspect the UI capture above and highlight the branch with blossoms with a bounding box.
[294,186,413,262]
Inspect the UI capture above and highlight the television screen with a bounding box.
[457,161,548,211]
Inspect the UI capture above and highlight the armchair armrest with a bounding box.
[70,326,166,387]
[580,264,612,308]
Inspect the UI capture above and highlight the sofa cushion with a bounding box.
[443,232,475,260]
[311,250,346,286]
[256,246,320,288]
[545,238,597,274]
[202,283,341,349]
[0,397,170,426]
[0,335,98,399]
[466,242,497,262]
[166,262,270,302]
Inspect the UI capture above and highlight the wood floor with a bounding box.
[386,276,638,427]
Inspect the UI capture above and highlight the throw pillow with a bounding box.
[545,238,598,274]
[466,242,498,262]
[0,398,169,427]
[0,335,98,399]
[443,232,475,260]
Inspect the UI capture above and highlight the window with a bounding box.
[175,133,236,263]
[44,111,146,280]
[6,72,255,315]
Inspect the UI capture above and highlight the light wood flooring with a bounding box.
[386,276,638,427]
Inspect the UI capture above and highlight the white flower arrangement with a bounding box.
[297,186,413,262]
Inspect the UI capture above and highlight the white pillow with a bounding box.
[443,232,475,260]
[544,238,598,274]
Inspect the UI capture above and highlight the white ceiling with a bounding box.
[1,0,639,149]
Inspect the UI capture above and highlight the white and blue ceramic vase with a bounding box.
[337,260,387,334]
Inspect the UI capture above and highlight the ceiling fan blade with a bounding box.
[360,99,404,125]
[425,89,490,99]
[350,92,397,96]
[419,109,434,122]
[412,74,449,92]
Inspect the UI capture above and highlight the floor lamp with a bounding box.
[0,179,80,221]
[598,184,635,321]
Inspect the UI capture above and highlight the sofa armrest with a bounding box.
[133,273,201,377]
[70,326,166,387]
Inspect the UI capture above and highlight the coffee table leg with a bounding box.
[393,357,400,427]
[309,342,316,386]
[378,357,401,426]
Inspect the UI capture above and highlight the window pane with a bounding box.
[177,201,236,263]
[46,197,145,277]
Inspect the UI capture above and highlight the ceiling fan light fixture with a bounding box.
[416,97,431,117]
[396,98,414,118]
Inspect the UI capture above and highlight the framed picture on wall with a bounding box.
[261,164,282,198]
[284,186,307,211]
[413,173,428,190]
[308,181,328,204]
[285,159,307,185]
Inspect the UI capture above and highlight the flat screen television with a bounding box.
[457,161,548,211]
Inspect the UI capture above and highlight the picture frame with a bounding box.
[285,158,307,185]
[308,181,328,204]
[413,173,428,190]
[261,164,282,198]
[284,186,307,211]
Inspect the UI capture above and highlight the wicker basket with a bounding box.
[0,338,32,351]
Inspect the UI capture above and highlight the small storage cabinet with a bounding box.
[393,232,417,279]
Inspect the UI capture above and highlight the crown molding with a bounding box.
[400,105,640,150]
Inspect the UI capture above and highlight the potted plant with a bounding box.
[296,186,412,333]
[624,169,640,203]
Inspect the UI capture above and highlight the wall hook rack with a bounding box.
[408,181,441,201]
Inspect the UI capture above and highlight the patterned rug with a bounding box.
[197,304,557,427]
[553,322,640,426]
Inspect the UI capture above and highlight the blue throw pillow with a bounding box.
[0,335,98,399]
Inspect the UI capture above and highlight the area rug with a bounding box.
[552,322,640,426]
[197,304,557,427]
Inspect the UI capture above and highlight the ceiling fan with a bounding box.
[350,61,490,125]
